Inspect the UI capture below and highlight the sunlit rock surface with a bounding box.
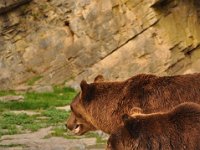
[0,0,200,90]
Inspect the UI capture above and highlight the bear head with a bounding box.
[66,75,105,135]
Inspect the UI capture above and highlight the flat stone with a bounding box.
[56,105,70,111]
[31,85,53,93]
[0,127,103,150]
[0,95,24,102]
[11,110,40,116]
[14,85,32,92]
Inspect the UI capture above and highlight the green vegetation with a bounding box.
[85,132,107,144]
[42,108,70,124]
[0,87,76,111]
[0,87,75,137]
[0,109,70,137]
[0,90,16,96]
[0,87,106,148]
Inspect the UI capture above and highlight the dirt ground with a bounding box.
[0,127,106,150]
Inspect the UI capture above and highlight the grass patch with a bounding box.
[42,108,69,124]
[0,90,16,96]
[49,126,76,139]
[0,112,42,136]
[0,87,106,148]
[0,109,70,137]
[0,86,76,137]
[0,87,76,111]
[85,132,107,144]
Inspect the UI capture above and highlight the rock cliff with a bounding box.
[0,0,200,90]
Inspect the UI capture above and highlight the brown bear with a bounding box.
[106,102,200,150]
[66,73,200,135]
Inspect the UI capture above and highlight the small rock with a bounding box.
[14,85,32,93]
[0,95,24,102]
[56,105,70,111]
[11,110,40,116]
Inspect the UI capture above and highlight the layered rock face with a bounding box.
[0,0,200,90]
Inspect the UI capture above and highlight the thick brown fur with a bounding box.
[106,102,200,150]
[66,73,200,135]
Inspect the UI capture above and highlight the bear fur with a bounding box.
[106,102,200,150]
[66,73,200,135]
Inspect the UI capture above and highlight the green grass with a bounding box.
[0,86,76,137]
[85,132,107,144]
[0,90,16,96]
[0,87,106,148]
[0,87,76,111]
[42,108,69,124]
[0,112,40,136]
[0,109,70,137]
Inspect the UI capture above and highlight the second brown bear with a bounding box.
[106,102,200,150]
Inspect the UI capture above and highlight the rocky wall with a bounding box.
[0,0,200,90]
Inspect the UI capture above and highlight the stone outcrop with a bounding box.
[0,0,200,90]
[0,95,24,102]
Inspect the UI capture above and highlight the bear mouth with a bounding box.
[73,124,81,134]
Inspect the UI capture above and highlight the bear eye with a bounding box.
[70,106,82,118]
[74,111,82,118]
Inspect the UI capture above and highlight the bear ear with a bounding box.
[122,114,132,123]
[94,75,104,83]
[122,114,140,138]
[80,80,95,104]
[80,80,88,92]
[130,107,142,114]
